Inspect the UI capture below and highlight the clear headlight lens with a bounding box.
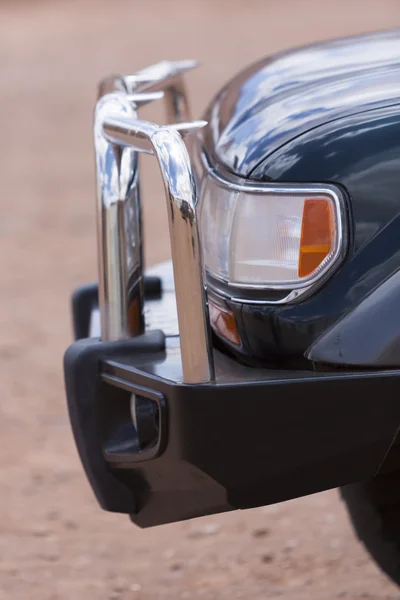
[199,173,343,292]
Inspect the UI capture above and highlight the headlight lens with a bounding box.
[199,172,344,294]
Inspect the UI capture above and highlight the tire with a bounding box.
[341,471,400,586]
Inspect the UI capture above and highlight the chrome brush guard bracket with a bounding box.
[64,62,400,527]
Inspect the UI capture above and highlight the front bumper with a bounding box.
[64,61,400,528]
[65,261,400,527]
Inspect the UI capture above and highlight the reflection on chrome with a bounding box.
[124,60,198,123]
[94,62,214,383]
[94,62,198,342]
[94,90,142,341]
[102,116,214,384]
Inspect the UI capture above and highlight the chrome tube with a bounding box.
[103,117,214,384]
[124,60,198,123]
[94,62,213,382]
[94,63,197,342]
[94,92,144,341]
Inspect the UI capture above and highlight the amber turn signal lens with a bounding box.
[209,300,241,346]
[298,198,334,278]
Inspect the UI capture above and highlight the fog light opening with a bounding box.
[130,393,160,451]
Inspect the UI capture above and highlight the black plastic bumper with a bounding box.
[64,279,400,527]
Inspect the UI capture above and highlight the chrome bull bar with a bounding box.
[94,61,214,384]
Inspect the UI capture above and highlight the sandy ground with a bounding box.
[1,0,400,598]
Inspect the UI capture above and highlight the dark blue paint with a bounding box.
[200,30,400,364]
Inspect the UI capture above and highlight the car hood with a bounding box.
[202,30,400,177]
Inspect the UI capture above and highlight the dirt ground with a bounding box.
[1,0,400,598]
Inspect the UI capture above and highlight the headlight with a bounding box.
[198,168,346,302]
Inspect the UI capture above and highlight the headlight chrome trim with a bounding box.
[196,146,348,304]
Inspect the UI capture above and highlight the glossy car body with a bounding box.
[198,30,400,366]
